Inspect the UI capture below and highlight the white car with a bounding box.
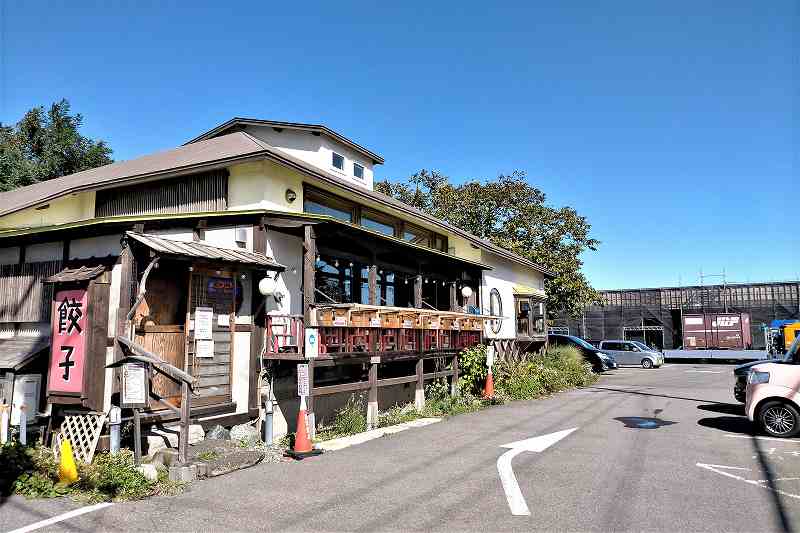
[598,340,663,369]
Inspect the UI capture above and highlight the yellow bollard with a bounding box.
[58,438,79,485]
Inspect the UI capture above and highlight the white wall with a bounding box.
[481,251,546,340]
[70,234,123,259]
[26,242,63,262]
[243,125,376,190]
[264,230,303,316]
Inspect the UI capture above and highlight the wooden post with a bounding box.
[451,352,459,397]
[133,408,142,465]
[307,361,316,439]
[367,356,379,429]
[414,358,425,411]
[303,225,317,323]
[449,282,458,311]
[414,275,423,308]
[368,265,378,305]
[179,381,189,464]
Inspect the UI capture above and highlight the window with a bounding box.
[402,225,430,247]
[516,298,530,337]
[332,152,345,171]
[361,212,395,236]
[489,288,503,334]
[315,256,354,303]
[353,163,364,179]
[304,190,354,222]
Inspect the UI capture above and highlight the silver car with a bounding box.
[598,340,663,369]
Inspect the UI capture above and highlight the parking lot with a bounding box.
[3,363,798,532]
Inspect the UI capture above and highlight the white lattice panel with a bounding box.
[53,413,107,464]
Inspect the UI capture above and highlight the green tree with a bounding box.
[0,99,113,192]
[375,170,599,316]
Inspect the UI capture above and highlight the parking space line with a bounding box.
[724,434,800,444]
[7,502,113,533]
[697,463,800,500]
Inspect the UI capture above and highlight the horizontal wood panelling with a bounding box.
[94,170,228,217]
[0,260,62,322]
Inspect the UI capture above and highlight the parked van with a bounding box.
[598,340,663,369]
[745,336,800,437]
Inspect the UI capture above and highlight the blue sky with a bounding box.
[0,1,796,289]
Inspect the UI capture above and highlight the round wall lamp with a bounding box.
[461,286,473,299]
[285,188,297,203]
[258,276,276,296]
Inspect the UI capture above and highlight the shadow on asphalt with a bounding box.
[589,386,727,405]
[697,415,753,435]
[697,403,746,416]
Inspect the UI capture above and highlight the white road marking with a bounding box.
[497,428,578,516]
[7,502,113,533]
[696,463,800,500]
[724,434,800,444]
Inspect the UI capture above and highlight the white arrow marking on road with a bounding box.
[497,427,578,516]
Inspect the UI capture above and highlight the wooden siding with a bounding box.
[94,170,228,218]
[0,260,62,322]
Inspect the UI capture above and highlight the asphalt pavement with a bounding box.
[3,363,799,532]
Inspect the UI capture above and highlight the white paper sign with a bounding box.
[333,316,348,326]
[304,328,319,359]
[369,318,382,328]
[297,364,309,397]
[486,345,495,368]
[195,307,214,340]
[196,339,215,358]
[402,319,414,329]
[217,314,230,327]
[122,363,147,406]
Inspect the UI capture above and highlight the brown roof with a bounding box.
[0,132,269,219]
[185,117,385,164]
[0,129,552,277]
[44,265,106,283]
[0,337,49,371]
[126,232,284,270]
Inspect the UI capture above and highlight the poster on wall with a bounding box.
[47,289,88,394]
[196,339,215,358]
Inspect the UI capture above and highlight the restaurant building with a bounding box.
[0,118,551,445]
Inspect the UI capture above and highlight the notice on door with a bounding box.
[195,307,213,340]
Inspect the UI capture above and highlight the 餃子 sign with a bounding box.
[47,289,88,394]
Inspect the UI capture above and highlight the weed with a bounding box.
[197,450,219,461]
[316,394,367,441]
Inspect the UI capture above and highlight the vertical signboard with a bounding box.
[47,289,88,395]
[297,364,309,398]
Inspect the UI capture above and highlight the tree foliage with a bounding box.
[375,170,599,316]
[0,99,113,192]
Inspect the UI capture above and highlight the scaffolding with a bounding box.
[552,280,800,350]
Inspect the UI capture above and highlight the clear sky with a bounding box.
[1,1,796,289]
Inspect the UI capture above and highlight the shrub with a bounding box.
[494,345,596,401]
[421,379,486,417]
[457,344,488,395]
[377,404,420,428]
[80,450,154,501]
[316,394,367,440]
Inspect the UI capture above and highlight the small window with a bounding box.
[353,163,364,179]
[332,152,345,171]
[402,225,430,247]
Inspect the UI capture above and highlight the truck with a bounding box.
[682,312,752,350]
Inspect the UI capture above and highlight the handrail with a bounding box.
[113,336,196,387]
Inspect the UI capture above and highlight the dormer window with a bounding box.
[332,152,345,171]
[353,163,364,179]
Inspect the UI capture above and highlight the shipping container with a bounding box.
[682,313,752,350]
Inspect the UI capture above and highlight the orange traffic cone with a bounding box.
[483,368,494,399]
[286,396,322,459]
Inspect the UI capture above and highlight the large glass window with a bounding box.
[361,214,395,236]
[315,256,354,303]
[402,225,430,247]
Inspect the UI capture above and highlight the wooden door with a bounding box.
[135,325,185,406]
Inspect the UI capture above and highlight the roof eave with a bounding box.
[185,117,385,164]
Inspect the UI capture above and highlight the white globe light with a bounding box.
[258,276,276,296]
[461,285,473,299]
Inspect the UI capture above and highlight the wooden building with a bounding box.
[0,118,551,445]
